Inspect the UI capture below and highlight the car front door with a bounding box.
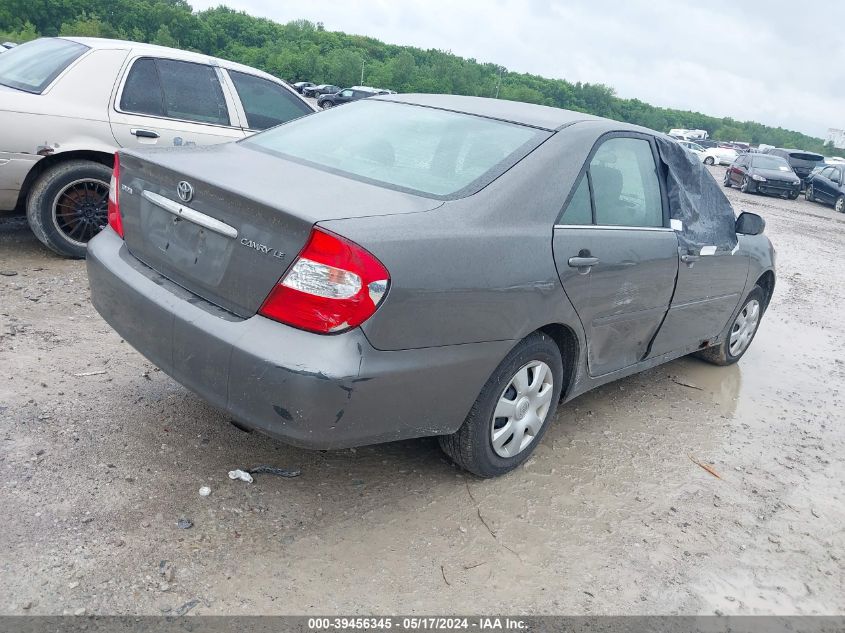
[553,134,679,377]
[731,155,748,185]
[335,89,354,105]
[816,167,837,203]
[110,57,245,149]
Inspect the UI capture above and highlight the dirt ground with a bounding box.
[1,165,843,616]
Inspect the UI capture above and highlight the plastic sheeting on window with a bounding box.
[654,136,738,252]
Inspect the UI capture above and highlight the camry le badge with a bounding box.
[240,237,285,259]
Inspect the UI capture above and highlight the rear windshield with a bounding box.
[751,155,791,170]
[0,38,88,93]
[243,99,549,198]
[788,152,824,164]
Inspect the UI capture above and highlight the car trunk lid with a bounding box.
[117,143,441,318]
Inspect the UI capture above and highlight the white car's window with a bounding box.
[0,38,88,94]
[120,57,230,126]
[590,137,663,228]
[228,70,311,130]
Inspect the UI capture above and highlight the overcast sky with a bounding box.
[190,0,843,138]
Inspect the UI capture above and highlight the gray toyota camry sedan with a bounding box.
[87,94,774,477]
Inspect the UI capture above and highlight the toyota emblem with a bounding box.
[176,181,194,203]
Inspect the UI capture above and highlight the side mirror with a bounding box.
[736,212,765,236]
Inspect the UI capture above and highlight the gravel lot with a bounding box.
[1,165,843,615]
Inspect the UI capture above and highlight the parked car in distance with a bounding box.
[702,146,738,166]
[302,84,340,98]
[317,86,381,108]
[695,139,719,149]
[87,94,775,477]
[291,81,315,94]
[0,37,315,258]
[805,164,845,212]
[762,148,825,186]
[677,140,706,161]
[724,153,800,199]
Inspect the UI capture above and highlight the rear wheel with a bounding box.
[695,286,765,366]
[26,160,112,259]
[439,332,563,478]
[805,185,815,202]
[836,195,845,213]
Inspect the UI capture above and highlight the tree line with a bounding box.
[0,0,837,156]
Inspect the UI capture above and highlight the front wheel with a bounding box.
[319,101,333,109]
[723,172,732,187]
[704,157,715,166]
[26,160,113,259]
[836,195,845,213]
[439,332,563,478]
[806,185,815,202]
[695,286,765,366]
[788,191,798,200]
[740,176,753,194]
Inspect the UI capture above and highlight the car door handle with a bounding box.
[130,128,160,139]
[568,256,599,269]
[681,254,700,265]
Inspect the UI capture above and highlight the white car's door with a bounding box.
[109,56,245,149]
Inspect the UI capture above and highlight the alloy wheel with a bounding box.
[729,299,760,357]
[837,196,845,213]
[490,360,554,458]
[51,178,109,246]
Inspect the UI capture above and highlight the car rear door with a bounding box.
[223,69,314,134]
[552,134,679,377]
[110,56,245,149]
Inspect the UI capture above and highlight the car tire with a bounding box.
[788,191,798,200]
[805,185,814,202]
[740,176,753,194]
[438,331,563,478]
[723,172,732,187]
[26,160,112,259]
[704,157,715,166]
[836,195,845,213]
[695,285,765,366]
[320,101,333,109]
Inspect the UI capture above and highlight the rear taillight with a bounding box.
[107,153,124,238]
[259,227,390,334]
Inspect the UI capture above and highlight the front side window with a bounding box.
[244,100,548,198]
[228,70,311,130]
[820,167,835,179]
[120,57,230,126]
[589,137,663,227]
[0,38,88,93]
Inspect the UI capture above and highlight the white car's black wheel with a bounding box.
[695,286,765,366]
[26,160,112,259]
[439,332,563,477]
[704,156,715,166]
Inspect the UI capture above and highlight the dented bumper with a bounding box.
[86,228,512,448]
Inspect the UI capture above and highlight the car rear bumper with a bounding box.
[87,228,512,449]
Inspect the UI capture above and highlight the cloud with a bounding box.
[189,0,844,138]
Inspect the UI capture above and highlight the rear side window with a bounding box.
[120,58,164,117]
[590,137,663,227]
[228,70,311,130]
[0,38,88,94]
[120,58,230,126]
[559,176,592,225]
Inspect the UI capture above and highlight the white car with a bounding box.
[0,37,315,257]
[677,140,706,161]
[702,146,739,166]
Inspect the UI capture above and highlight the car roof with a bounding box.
[59,36,284,84]
[372,93,609,131]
